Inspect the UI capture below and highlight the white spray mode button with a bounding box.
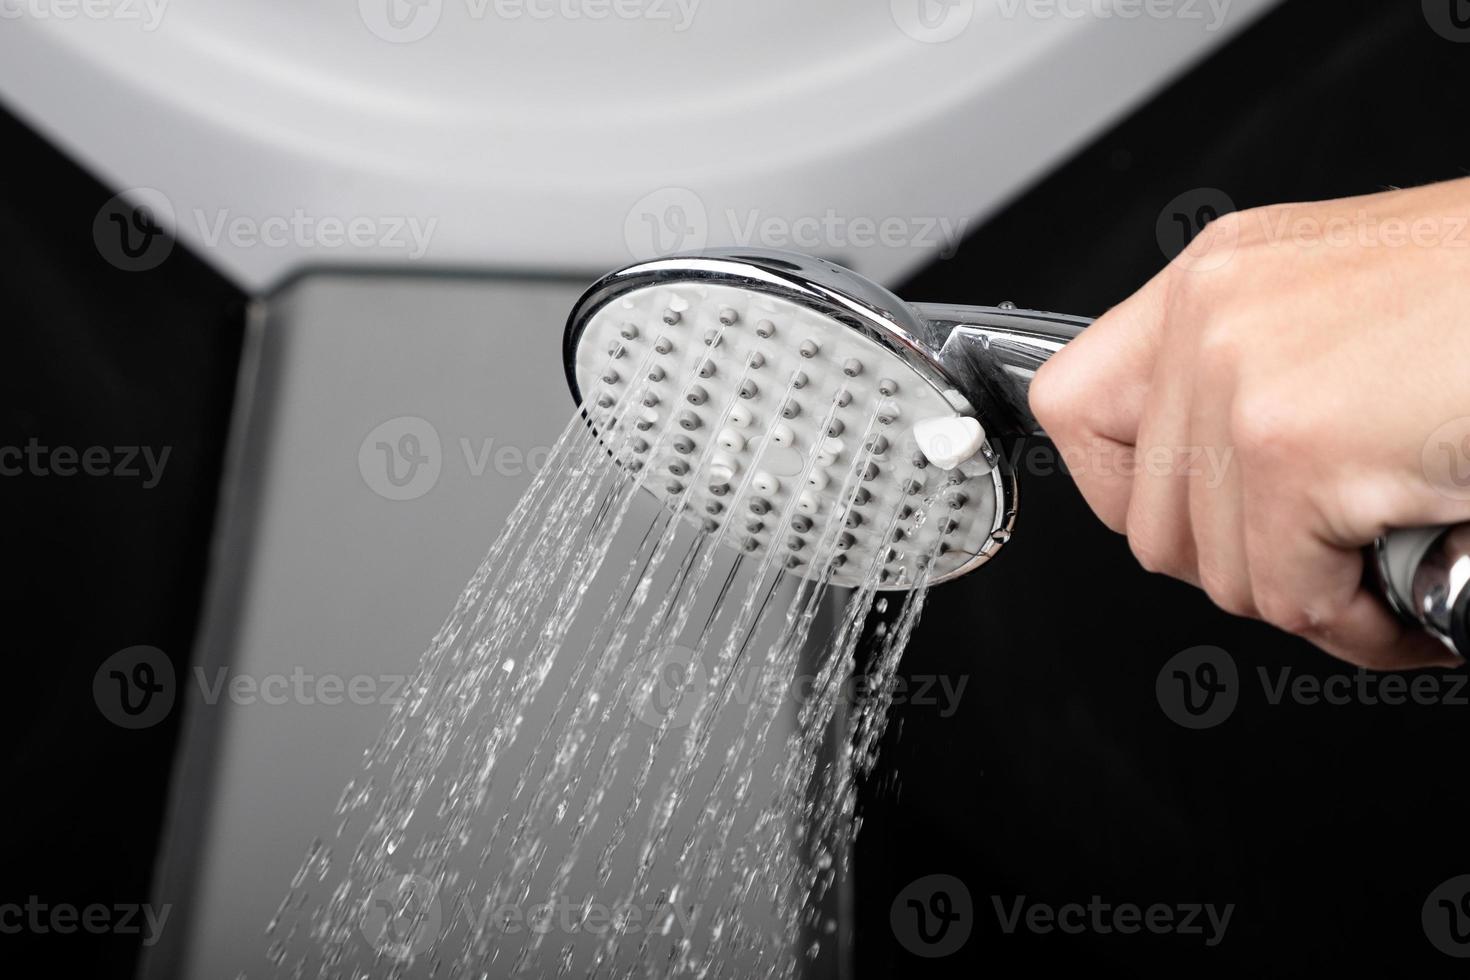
[913,416,985,471]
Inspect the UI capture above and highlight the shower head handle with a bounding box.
[920,302,1090,437]
[1376,525,1470,658]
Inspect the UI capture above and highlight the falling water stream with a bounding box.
[263,348,953,979]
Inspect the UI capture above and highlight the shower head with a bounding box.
[561,248,1086,590]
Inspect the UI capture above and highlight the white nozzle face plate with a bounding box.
[573,281,1003,589]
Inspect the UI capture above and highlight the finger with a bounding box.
[1124,326,1199,585]
[1187,360,1255,617]
[1031,269,1173,533]
[1032,267,1171,447]
[1055,433,1135,533]
[1311,588,1459,671]
[1245,484,1458,670]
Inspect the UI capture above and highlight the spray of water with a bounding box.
[264,352,950,979]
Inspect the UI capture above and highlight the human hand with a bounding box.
[1030,178,1470,669]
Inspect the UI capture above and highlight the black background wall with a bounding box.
[3,1,1469,976]
[0,102,246,973]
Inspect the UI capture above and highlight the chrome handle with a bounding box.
[921,302,1090,437]
[1377,526,1470,657]
[919,301,1467,659]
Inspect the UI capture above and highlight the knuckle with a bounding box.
[1126,523,1171,576]
[1199,565,1253,617]
[1096,508,1129,536]
[1207,207,1250,239]
[1208,207,1266,250]
[1336,649,1404,672]
[1255,584,1354,639]
[1311,590,1358,635]
[1229,388,1309,464]
[1254,588,1315,636]
[1028,360,1081,436]
[1179,209,1248,265]
[1161,264,1229,326]
[1195,315,1244,366]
